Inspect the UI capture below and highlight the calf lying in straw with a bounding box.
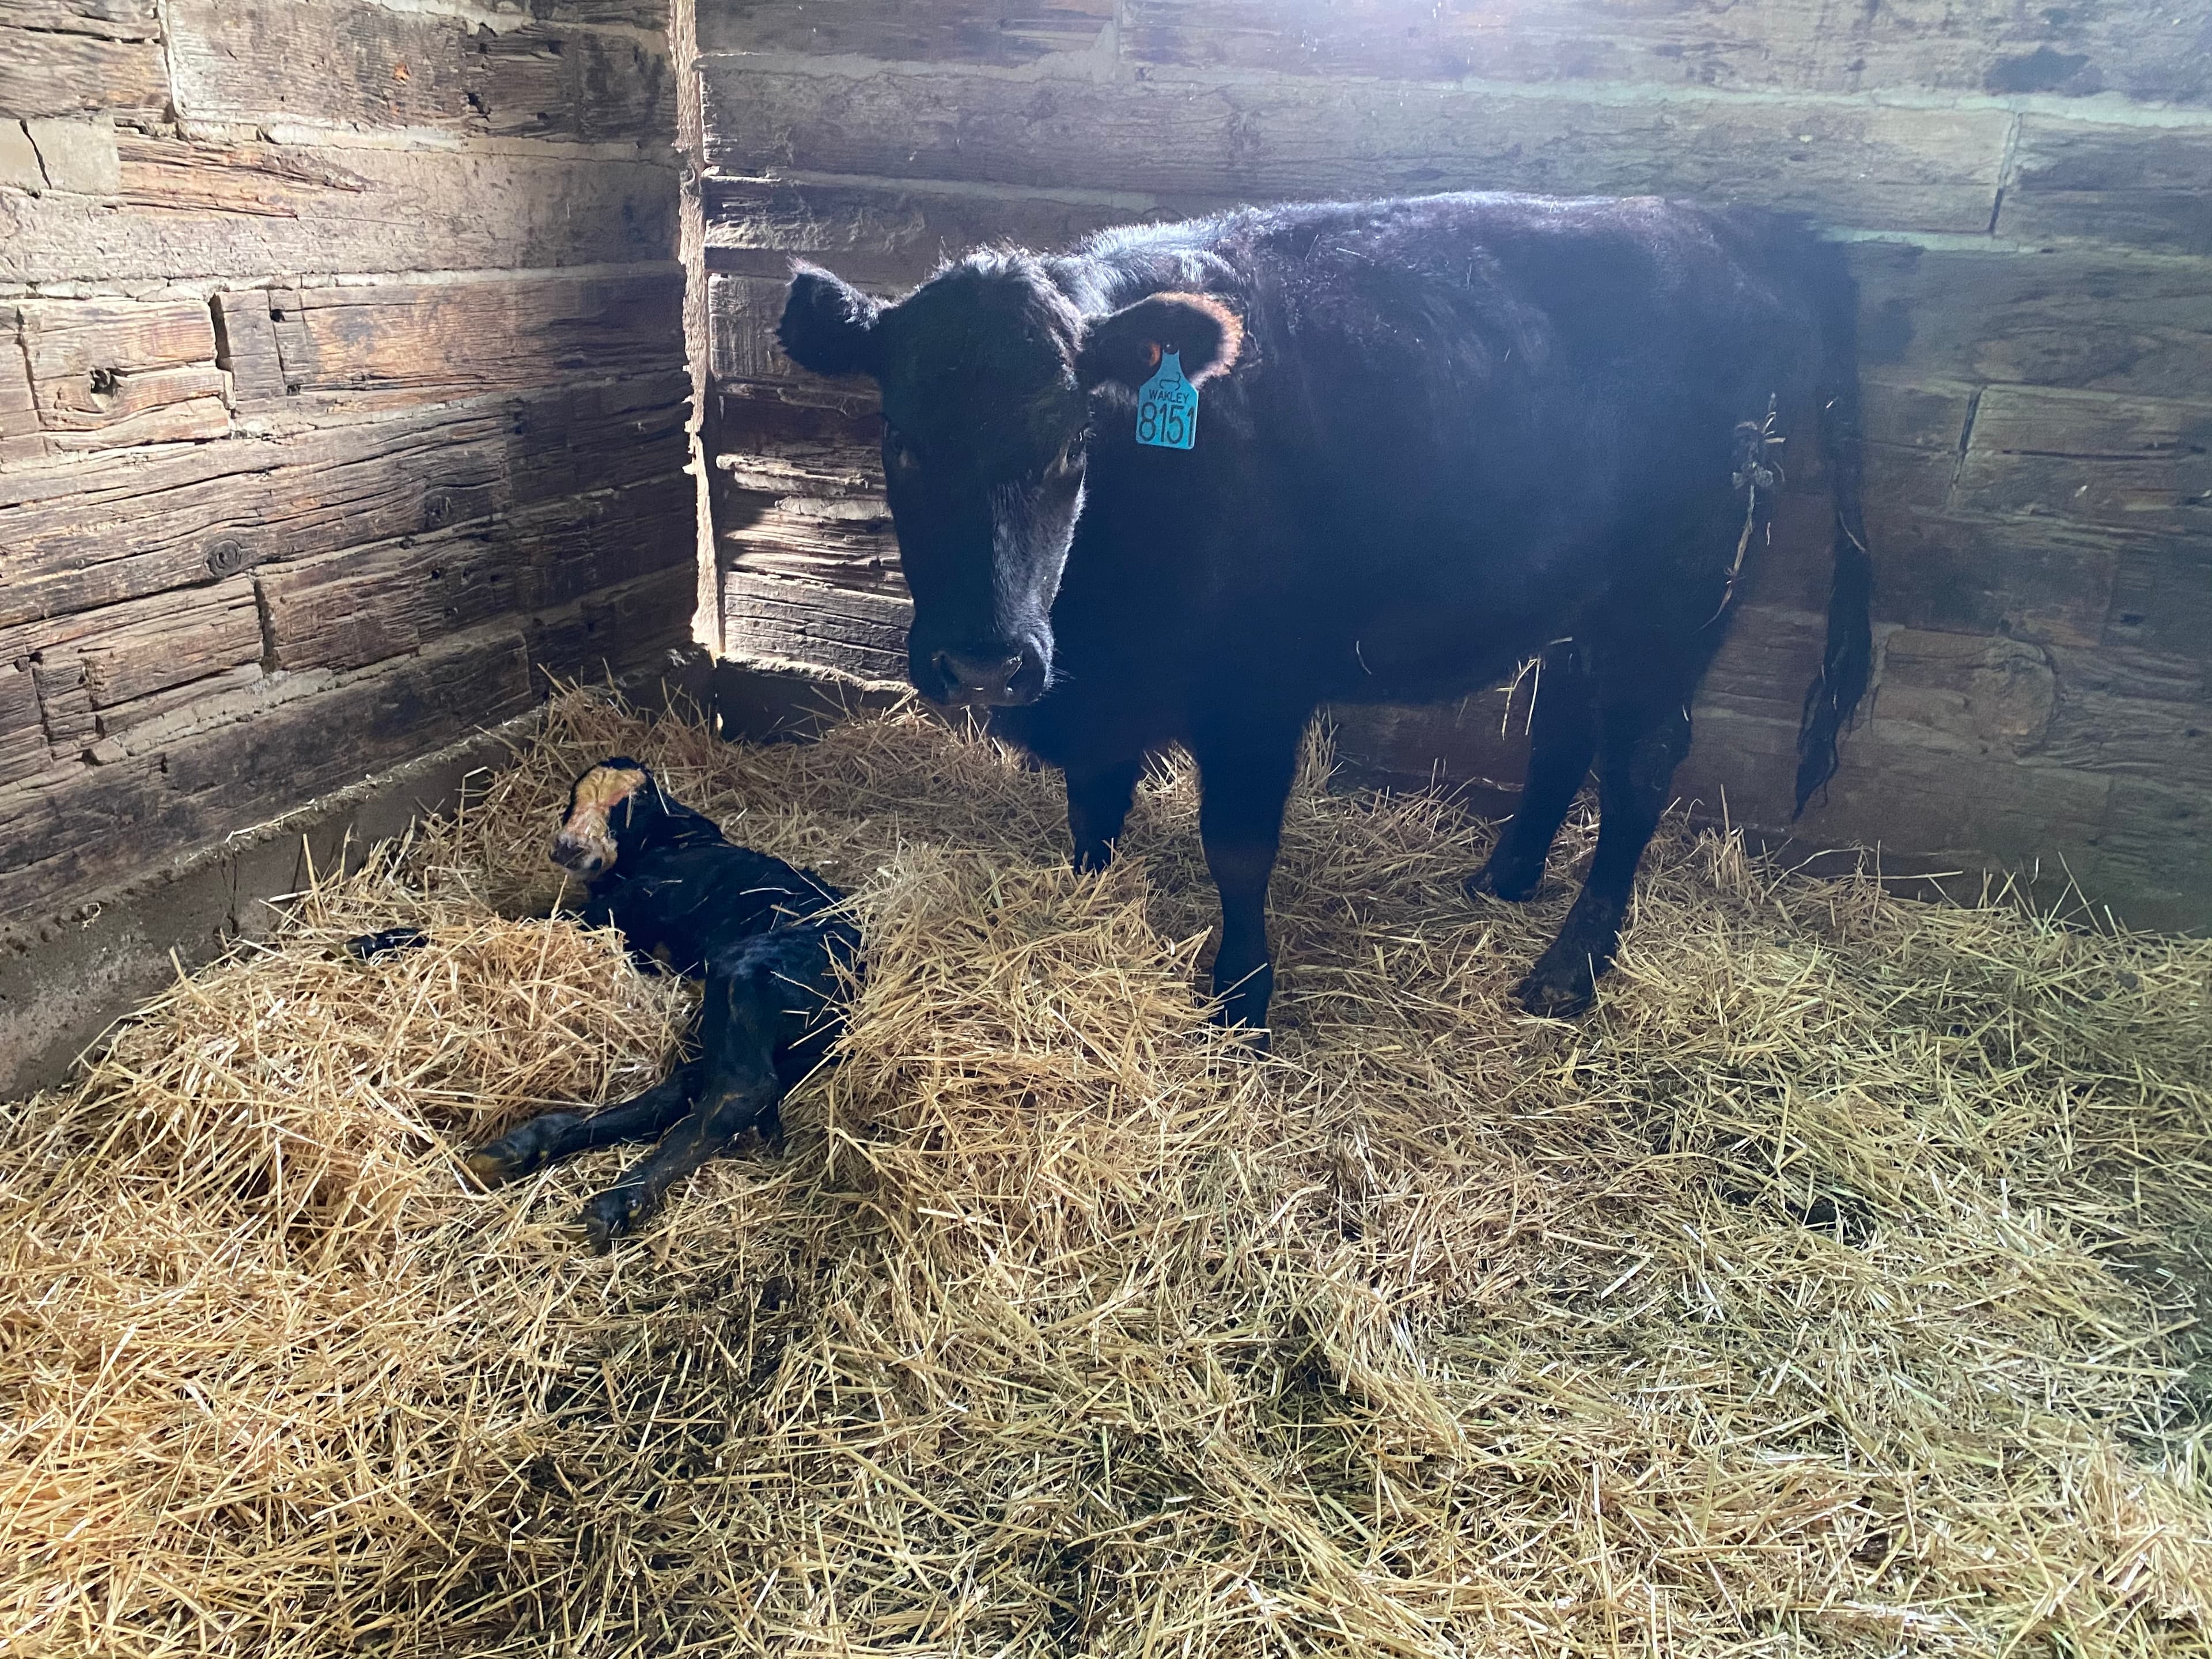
[351,757,857,1250]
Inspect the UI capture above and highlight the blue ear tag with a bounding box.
[1134,350,1198,450]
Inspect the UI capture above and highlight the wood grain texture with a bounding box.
[168,0,674,143]
[245,269,685,404]
[1952,385,2212,534]
[722,569,911,681]
[1851,243,2212,404]
[1125,0,2212,105]
[1,134,680,284]
[1997,119,2212,256]
[0,373,688,629]
[0,624,538,925]
[12,296,230,452]
[699,58,2010,235]
[258,472,692,671]
[0,1,165,119]
[698,0,1112,64]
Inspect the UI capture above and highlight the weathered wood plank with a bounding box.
[2041,645,2211,786]
[721,492,904,594]
[0,624,538,925]
[1996,119,2212,256]
[0,661,44,786]
[257,472,692,671]
[699,59,2009,235]
[0,372,688,628]
[698,0,1113,65]
[10,578,264,753]
[0,334,40,469]
[527,561,701,689]
[1950,384,2212,534]
[14,296,230,452]
[0,2,165,120]
[2105,534,2212,671]
[722,569,911,681]
[1868,512,2125,649]
[702,175,1147,286]
[1,134,679,284]
[261,270,685,403]
[168,0,673,143]
[1124,0,2212,106]
[2091,776,2212,932]
[210,289,286,404]
[1851,243,2212,403]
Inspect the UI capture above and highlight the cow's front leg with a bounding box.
[1192,717,1304,1047]
[1066,757,1142,874]
[1514,679,1693,1018]
[1467,641,1597,903]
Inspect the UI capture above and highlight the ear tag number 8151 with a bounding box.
[1135,350,1198,450]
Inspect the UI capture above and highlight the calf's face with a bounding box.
[778,256,1242,709]
[551,760,651,879]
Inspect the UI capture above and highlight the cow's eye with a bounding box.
[1047,433,1086,478]
[884,423,919,474]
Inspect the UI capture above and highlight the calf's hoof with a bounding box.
[1465,854,1541,904]
[1511,960,1598,1020]
[347,926,430,961]
[578,1184,650,1253]
[464,1112,584,1187]
[1208,1002,1272,1055]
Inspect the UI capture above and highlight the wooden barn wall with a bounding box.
[0,0,694,940]
[694,0,2212,930]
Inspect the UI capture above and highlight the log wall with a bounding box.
[695,0,2212,929]
[1,0,695,940]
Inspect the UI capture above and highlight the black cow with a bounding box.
[777,193,1870,1041]
[353,759,857,1249]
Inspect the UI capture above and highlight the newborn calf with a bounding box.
[355,756,857,1249]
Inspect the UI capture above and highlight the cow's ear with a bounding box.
[1076,292,1244,389]
[778,262,885,378]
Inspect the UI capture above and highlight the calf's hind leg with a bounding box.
[465,1060,703,1187]
[578,930,846,1249]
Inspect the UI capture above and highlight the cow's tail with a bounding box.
[1792,236,1873,818]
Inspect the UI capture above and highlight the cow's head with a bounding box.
[777,253,1242,708]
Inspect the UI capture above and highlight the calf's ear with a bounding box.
[778,263,885,377]
[1075,292,1244,389]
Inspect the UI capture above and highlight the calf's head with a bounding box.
[778,253,1242,708]
[551,757,660,879]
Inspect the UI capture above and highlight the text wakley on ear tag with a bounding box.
[1135,350,1198,450]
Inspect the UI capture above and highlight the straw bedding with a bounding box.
[6,688,2211,1657]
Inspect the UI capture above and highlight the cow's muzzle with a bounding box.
[927,645,1044,709]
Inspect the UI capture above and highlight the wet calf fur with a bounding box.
[351,759,856,1249]
[777,193,1873,1040]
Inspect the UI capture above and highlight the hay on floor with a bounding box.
[5,687,2211,1658]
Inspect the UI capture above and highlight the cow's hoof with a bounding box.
[578,1185,648,1253]
[1466,855,1541,904]
[1512,963,1596,1019]
[1208,1003,1272,1055]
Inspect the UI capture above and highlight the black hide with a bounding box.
[779,193,1872,1039]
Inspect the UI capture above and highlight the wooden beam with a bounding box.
[1,132,679,285]
[700,56,2010,234]
[0,372,689,629]
[1997,118,2212,256]
[721,569,911,683]
[0,1,166,121]
[12,296,230,454]
[0,623,539,925]
[167,0,674,144]
[696,0,1113,66]
[1951,384,2212,533]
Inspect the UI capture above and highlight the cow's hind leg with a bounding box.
[1067,757,1142,874]
[1467,642,1598,903]
[464,1060,703,1187]
[1514,638,1710,1018]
